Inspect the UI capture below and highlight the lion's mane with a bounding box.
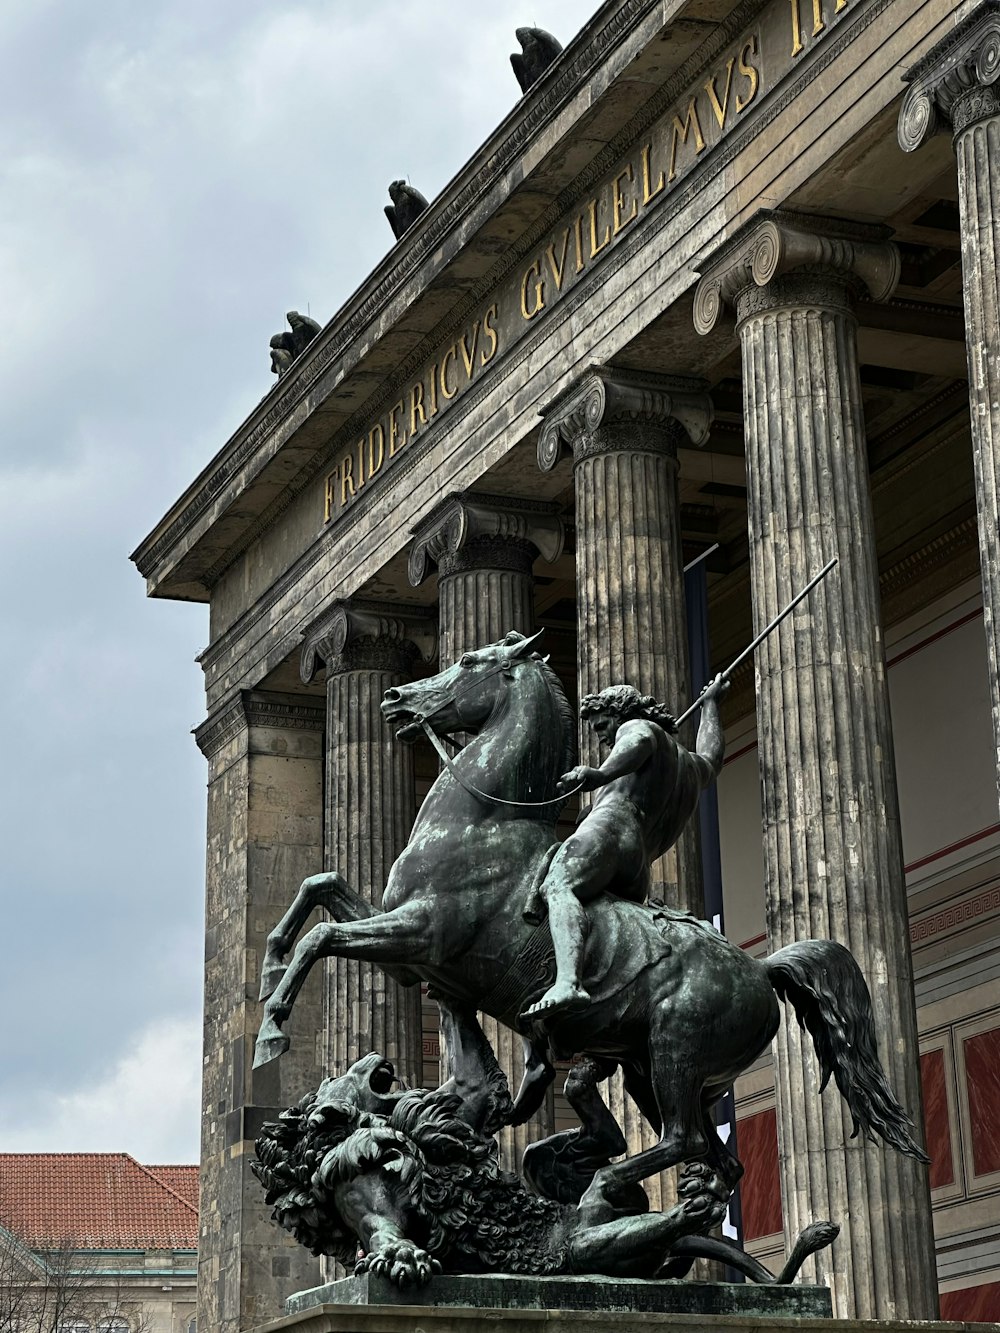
[253,1089,570,1275]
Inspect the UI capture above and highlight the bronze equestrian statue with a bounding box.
[254,629,927,1264]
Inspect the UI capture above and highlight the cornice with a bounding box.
[898,1,1000,150]
[537,365,713,472]
[194,689,325,758]
[693,211,900,334]
[408,493,565,587]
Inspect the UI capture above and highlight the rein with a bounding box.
[414,657,583,811]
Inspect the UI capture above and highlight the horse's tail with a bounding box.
[764,939,929,1162]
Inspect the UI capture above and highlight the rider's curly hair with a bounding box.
[580,685,677,733]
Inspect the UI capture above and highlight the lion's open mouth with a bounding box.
[369,1059,395,1095]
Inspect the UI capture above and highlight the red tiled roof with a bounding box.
[0,1155,198,1250]
[144,1165,199,1211]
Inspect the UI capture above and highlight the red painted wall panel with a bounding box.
[964,1026,1000,1177]
[738,1107,782,1240]
[919,1048,955,1188]
[940,1281,1000,1322]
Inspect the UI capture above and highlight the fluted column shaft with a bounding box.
[694,214,935,1319]
[439,540,547,1167]
[301,607,433,1092]
[572,422,698,904]
[899,3,1000,809]
[538,369,713,1212]
[410,495,565,1170]
[324,647,423,1086]
[739,274,935,1319]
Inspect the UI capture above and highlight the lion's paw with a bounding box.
[355,1239,440,1287]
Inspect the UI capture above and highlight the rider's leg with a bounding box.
[521,834,607,1019]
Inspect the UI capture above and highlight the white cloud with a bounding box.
[1,1017,201,1162]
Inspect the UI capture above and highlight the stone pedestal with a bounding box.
[287,1274,833,1319]
[410,493,564,1168]
[537,368,712,1208]
[899,3,1000,812]
[301,603,436,1089]
[694,214,936,1321]
[194,691,327,1333]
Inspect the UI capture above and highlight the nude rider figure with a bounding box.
[521,674,729,1022]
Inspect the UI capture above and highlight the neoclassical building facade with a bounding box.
[134,1,1000,1328]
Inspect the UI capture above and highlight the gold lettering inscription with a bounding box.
[340,455,355,505]
[573,214,585,273]
[388,401,407,455]
[545,228,572,290]
[439,345,459,398]
[668,97,706,182]
[704,57,736,128]
[324,471,336,523]
[520,258,544,320]
[480,304,499,364]
[427,362,439,417]
[588,196,611,259]
[368,424,384,478]
[612,164,638,235]
[460,322,479,378]
[641,141,665,205]
[736,34,760,111]
[356,438,366,489]
[788,0,804,55]
[410,382,426,435]
[811,0,825,34]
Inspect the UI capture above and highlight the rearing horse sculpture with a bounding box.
[255,630,926,1229]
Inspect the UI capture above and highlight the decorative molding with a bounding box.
[408,493,564,587]
[693,211,900,334]
[537,365,712,473]
[194,690,325,758]
[898,1,1000,150]
[300,600,437,683]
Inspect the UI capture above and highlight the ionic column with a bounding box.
[899,4,1000,811]
[694,213,936,1320]
[301,602,436,1089]
[194,691,326,1333]
[537,368,713,1210]
[410,492,564,1168]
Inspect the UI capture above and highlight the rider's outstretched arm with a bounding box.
[693,675,729,784]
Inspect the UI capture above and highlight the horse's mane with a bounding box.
[532,655,577,779]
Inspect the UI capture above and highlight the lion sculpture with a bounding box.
[253,1049,837,1288]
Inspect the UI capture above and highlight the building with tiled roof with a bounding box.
[0,1155,197,1333]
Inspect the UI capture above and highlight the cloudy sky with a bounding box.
[0,0,590,1162]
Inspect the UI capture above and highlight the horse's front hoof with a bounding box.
[253,1023,290,1068]
[259,962,286,1001]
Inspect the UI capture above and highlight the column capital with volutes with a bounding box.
[537,365,712,473]
[692,211,900,333]
[898,2,1000,149]
[408,492,564,586]
[300,600,437,683]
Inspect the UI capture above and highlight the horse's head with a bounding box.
[381,629,545,741]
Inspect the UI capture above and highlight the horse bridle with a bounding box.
[409,655,584,811]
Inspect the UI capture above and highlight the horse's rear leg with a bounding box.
[578,1016,707,1228]
[254,904,430,1068]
